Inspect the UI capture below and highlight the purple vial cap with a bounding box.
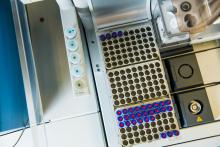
[166,106,173,112]
[153,102,159,107]
[112,32,117,38]
[165,100,171,105]
[144,117,149,122]
[173,130,180,136]
[142,111,148,116]
[119,122,124,128]
[148,110,154,115]
[118,116,123,121]
[161,133,167,139]
[122,109,128,114]
[128,108,133,113]
[116,110,122,115]
[154,109,160,114]
[99,34,106,41]
[150,116,155,121]
[134,106,140,112]
[160,107,166,112]
[131,119,137,125]
[130,114,135,119]
[137,118,143,124]
[125,121,131,127]
[105,33,111,40]
[147,104,152,109]
[124,115,129,120]
[160,101,165,107]
[117,31,123,37]
[167,131,173,137]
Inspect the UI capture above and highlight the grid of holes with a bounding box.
[99,24,159,69]
[108,61,169,106]
[119,111,178,146]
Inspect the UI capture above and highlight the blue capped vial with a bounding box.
[122,109,128,114]
[144,117,149,122]
[153,102,159,108]
[160,107,166,112]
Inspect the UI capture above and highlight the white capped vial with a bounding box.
[71,65,84,78]
[65,27,77,39]
[67,39,78,51]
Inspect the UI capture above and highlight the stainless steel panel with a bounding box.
[89,0,150,29]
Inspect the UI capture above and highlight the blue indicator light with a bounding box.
[117,31,123,37]
[99,34,106,41]
[161,133,167,139]
[167,131,173,137]
[119,122,124,128]
[118,116,123,121]
[105,33,111,40]
[112,32,117,38]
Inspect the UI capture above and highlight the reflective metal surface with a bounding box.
[89,0,150,29]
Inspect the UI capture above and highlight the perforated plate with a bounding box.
[107,60,169,107]
[115,99,180,146]
[98,23,160,69]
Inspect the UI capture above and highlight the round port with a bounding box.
[74,80,85,90]
[71,66,84,78]
[180,1,192,12]
[69,53,81,64]
[67,40,78,52]
[189,100,202,115]
[178,64,193,79]
[65,27,77,39]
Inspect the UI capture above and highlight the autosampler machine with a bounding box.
[1,0,220,147]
